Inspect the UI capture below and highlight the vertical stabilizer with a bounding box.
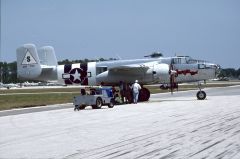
[16,44,42,79]
[38,46,58,66]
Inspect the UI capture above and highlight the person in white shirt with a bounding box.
[131,80,141,104]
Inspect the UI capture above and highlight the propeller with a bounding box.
[169,59,178,94]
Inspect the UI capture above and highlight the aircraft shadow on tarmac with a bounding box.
[149,99,197,102]
[73,102,158,111]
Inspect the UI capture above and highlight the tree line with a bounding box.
[218,68,240,79]
[0,60,239,84]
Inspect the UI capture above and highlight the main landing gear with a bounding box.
[196,82,206,100]
[124,87,150,102]
[139,87,151,102]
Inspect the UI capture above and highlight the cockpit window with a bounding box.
[186,57,199,64]
[198,64,205,69]
[205,64,216,69]
[173,57,187,64]
[186,57,208,64]
[187,58,197,64]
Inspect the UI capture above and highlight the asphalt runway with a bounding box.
[151,85,240,99]
[0,86,240,159]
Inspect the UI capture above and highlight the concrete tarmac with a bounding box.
[0,86,240,159]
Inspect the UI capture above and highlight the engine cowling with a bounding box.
[153,63,170,83]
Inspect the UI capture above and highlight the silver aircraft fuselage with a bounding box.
[16,44,220,86]
[49,56,219,86]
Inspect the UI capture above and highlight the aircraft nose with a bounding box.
[214,64,221,77]
[206,62,221,78]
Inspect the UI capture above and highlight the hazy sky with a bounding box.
[1,0,240,68]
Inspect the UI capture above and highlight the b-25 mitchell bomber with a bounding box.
[16,44,220,101]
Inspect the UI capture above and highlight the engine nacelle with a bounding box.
[153,63,170,83]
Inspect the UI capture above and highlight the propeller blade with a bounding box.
[169,61,174,94]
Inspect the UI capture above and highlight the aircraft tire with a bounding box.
[197,91,206,100]
[139,87,150,102]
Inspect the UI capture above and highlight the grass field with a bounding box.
[0,82,239,111]
[0,88,80,111]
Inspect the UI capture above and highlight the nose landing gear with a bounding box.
[196,82,206,100]
[197,90,206,100]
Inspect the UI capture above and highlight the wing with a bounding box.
[108,61,156,74]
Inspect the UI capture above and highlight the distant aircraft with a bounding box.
[0,82,19,89]
[16,44,220,101]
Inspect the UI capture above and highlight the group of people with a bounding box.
[80,80,142,104]
[117,80,141,104]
